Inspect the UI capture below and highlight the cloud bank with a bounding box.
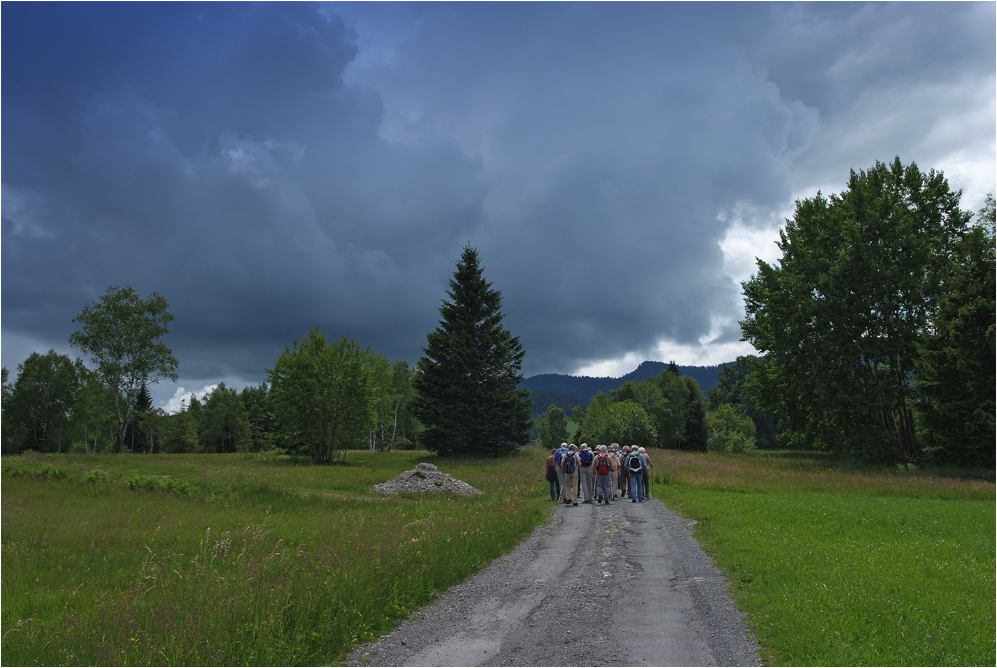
[2,2,993,401]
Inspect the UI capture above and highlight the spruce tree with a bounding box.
[412,245,532,455]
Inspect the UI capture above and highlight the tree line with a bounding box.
[1,325,419,461]
[535,360,759,456]
[2,246,530,461]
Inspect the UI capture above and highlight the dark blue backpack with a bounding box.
[579,449,594,466]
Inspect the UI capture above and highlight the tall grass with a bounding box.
[654,449,995,666]
[1,449,552,665]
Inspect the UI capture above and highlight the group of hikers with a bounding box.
[544,443,653,505]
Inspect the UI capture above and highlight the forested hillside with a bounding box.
[522,361,724,412]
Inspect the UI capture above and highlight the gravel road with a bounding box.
[348,494,761,667]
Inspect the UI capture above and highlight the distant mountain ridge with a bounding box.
[521,361,728,415]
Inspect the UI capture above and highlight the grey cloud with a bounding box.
[2,2,993,391]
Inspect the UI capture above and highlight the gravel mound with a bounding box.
[372,463,484,496]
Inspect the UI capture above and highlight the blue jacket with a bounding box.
[555,446,569,468]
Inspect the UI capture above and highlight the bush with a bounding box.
[393,437,415,450]
[707,404,757,454]
[5,464,72,480]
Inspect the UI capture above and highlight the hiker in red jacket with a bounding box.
[594,445,615,504]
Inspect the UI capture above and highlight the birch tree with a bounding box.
[69,286,178,453]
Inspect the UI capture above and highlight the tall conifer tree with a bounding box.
[412,245,532,455]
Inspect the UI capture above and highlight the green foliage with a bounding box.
[708,356,784,448]
[706,404,757,453]
[4,350,79,453]
[528,389,583,418]
[71,363,116,454]
[612,400,658,448]
[241,382,275,451]
[6,464,72,480]
[741,158,971,465]
[412,246,532,456]
[913,194,996,467]
[125,473,204,497]
[69,286,179,453]
[268,328,376,463]
[579,396,657,448]
[198,383,252,453]
[389,361,419,449]
[163,401,200,453]
[368,353,395,452]
[581,369,706,450]
[535,404,569,448]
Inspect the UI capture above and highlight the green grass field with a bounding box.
[1,449,552,666]
[3,448,993,666]
[654,450,995,666]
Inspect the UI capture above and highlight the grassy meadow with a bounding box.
[653,449,995,666]
[3,447,993,667]
[1,449,552,666]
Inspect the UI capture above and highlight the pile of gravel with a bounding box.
[372,463,483,496]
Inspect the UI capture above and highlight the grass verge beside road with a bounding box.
[1,449,552,666]
[654,449,995,666]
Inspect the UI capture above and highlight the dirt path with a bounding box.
[348,495,761,667]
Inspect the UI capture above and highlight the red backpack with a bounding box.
[595,454,611,475]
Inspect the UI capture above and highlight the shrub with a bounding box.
[706,404,757,454]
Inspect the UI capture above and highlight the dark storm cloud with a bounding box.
[2,2,487,384]
[3,2,994,398]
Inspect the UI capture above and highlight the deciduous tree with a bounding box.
[69,286,179,453]
[706,404,757,454]
[6,350,79,452]
[741,159,969,464]
[268,328,374,463]
[536,404,569,449]
[199,383,252,453]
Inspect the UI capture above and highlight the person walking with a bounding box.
[594,445,614,504]
[545,448,561,501]
[578,444,595,504]
[639,447,653,500]
[610,443,622,499]
[555,443,569,504]
[619,445,631,499]
[562,444,581,506]
[626,445,649,502]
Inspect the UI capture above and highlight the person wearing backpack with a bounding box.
[619,446,632,499]
[578,444,595,504]
[626,445,649,502]
[554,443,569,504]
[562,444,581,506]
[594,445,614,504]
[545,448,561,502]
[608,443,622,499]
[639,446,653,500]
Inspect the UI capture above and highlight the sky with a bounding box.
[2,2,995,412]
